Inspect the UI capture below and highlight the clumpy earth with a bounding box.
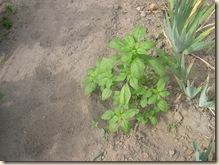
[0,0,215,161]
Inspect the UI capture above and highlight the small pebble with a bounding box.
[113,4,120,10]
[149,3,158,11]
[183,146,187,151]
[136,7,141,11]
[169,149,175,157]
[174,139,178,142]
[140,11,146,17]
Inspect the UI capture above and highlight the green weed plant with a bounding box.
[83,26,174,133]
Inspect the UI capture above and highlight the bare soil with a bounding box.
[0,0,215,161]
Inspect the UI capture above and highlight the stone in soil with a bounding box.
[169,149,175,157]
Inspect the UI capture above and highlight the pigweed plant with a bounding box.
[83,26,174,133]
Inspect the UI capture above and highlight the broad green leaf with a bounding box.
[136,113,148,124]
[121,119,131,133]
[159,91,170,97]
[120,83,131,106]
[143,90,152,98]
[113,91,120,106]
[148,95,157,104]
[108,39,125,50]
[137,48,146,54]
[157,100,168,112]
[140,97,147,108]
[148,59,166,76]
[95,58,102,68]
[156,79,166,92]
[111,54,121,61]
[115,108,123,116]
[99,58,116,71]
[121,52,133,62]
[122,109,139,119]
[0,92,5,100]
[109,116,119,133]
[131,58,145,79]
[132,26,146,42]
[113,73,127,82]
[98,77,107,86]
[106,79,113,89]
[156,48,168,57]
[141,40,156,50]
[102,88,112,100]
[129,77,139,90]
[85,83,97,95]
[150,117,158,126]
[87,68,95,76]
[82,77,92,84]
[101,110,115,120]
[125,34,135,45]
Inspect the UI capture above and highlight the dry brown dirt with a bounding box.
[0,0,215,161]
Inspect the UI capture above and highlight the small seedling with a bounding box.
[0,92,5,100]
[167,122,177,133]
[6,5,16,14]
[2,17,12,29]
[91,120,99,129]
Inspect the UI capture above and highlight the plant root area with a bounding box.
[0,0,215,161]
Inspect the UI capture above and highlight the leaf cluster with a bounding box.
[164,0,215,55]
[193,133,215,161]
[83,26,173,133]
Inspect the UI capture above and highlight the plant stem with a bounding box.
[190,53,215,71]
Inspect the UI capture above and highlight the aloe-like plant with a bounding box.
[199,76,215,110]
[193,133,215,161]
[164,0,215,55]
[177,54,194,84]
[175,76,202,100]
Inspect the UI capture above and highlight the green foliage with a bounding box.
[164,0,215,55]
[193,133,215,161]
[6,5,16,14]
[167,122,177,133]
[2,17,12,29]
[0,92,5,100]
[1,5,16,30]
[175,76,202,100]
[83,26,172,133]
[177,54,194,84]
[91,120,98,129]
[199,76,215,110]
